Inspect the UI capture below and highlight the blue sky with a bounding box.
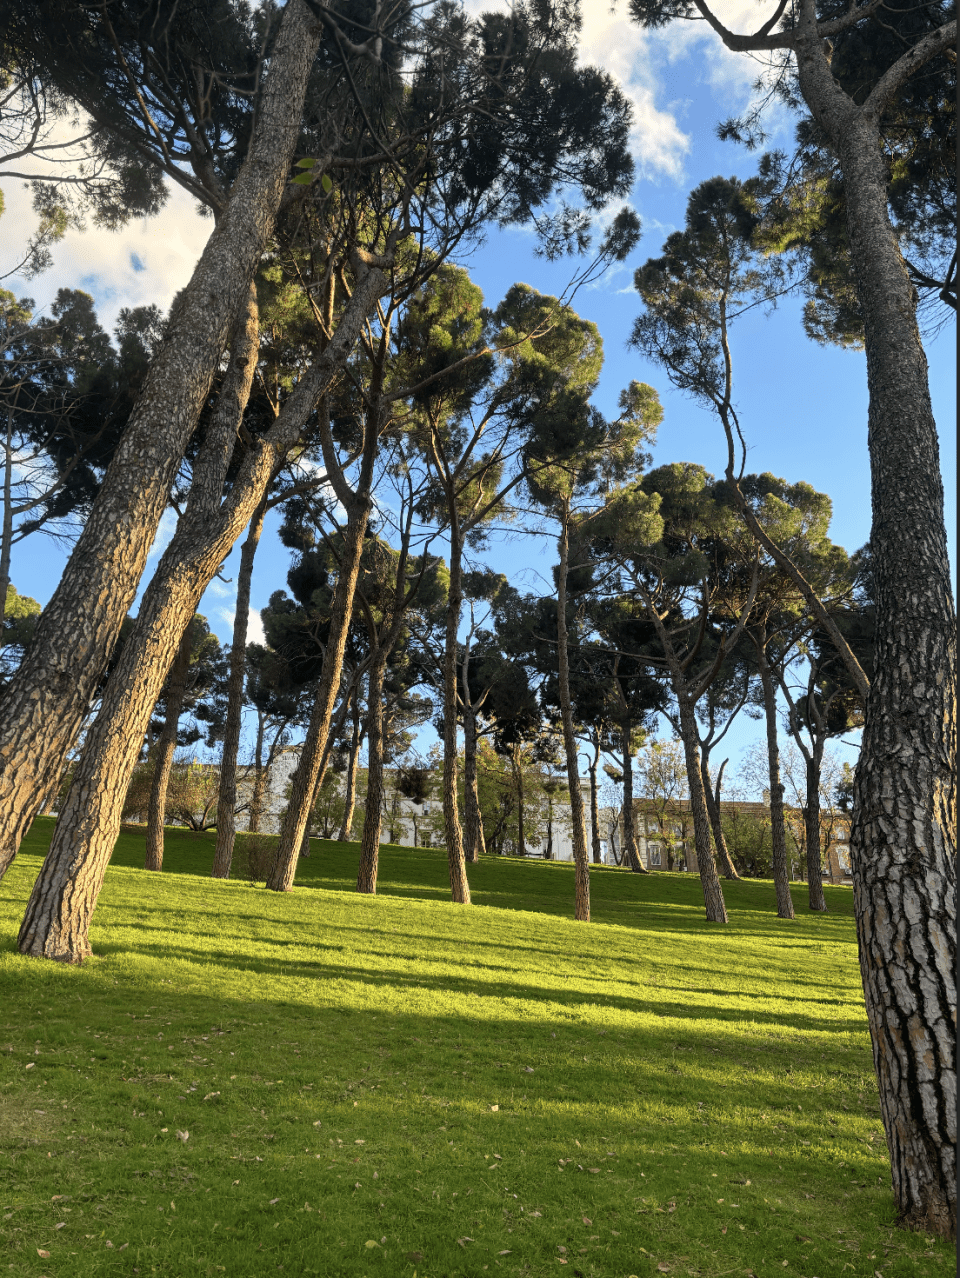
[3,2,955,785]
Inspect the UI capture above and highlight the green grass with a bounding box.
[0,818,951,1278]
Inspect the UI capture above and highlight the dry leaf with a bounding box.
[25,1062,35,1070]
[119,1243,128,1251]
[37,1251,50,1259]
[232,1180,240,1186]
[364,1240,379,1249]
[54,1223,65,1231]
[558,1245,568,1254]
[588,1168,601,1174]
[105,1241,114,1249]
[175,1130,189,1142]
[498,1249,512,1255]
[456,1236,474,1247]
[656,1265,670,1273]
[489,1105,499,1112]
[524,1066,535,1073]
[50,1196,65,1202]
[202,1092,220,1102]
[269,1198,280,1205]
[582,1217,592,1225]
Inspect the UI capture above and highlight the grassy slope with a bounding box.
[0,819,950,1278]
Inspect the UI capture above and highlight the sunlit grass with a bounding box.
[0,818,951,1277]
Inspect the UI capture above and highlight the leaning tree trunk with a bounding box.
[796,39,957,1231]
[438,526,471,903]
[212,494,267,878]
[755,638,796,920]
[674,692,728,924]
[701,749,740,880]
[356,654,387,894]
[620,721,648,874]
[556,507,591,921]
[803,750,828,912]
[338,699,362,842]
[144,623,194,872]
[267,498,372,893]
[0,1,321,881]
[462,708,482,863]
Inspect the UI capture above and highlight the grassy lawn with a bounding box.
[0,818,951,1278]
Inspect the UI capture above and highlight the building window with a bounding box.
[836,847,851,875]
[648,845,662,867]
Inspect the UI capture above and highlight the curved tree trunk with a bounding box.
[0,1,321,881]
[674,693,728,923]
[212,495,267,878]
[755,638,796,920]
[556,505,590,921]
[620,721,647,874]
[144,623,194,872]
[797,52,957,1231]
[701,749,739,880]
[356,656,387,893]
[462,708,482,862]
[439,527,471,903]
[804,751,827,912]
[338,698,362,842]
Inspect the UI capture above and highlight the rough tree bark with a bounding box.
[0,0,321,880]
[753,633,796,920]
[212,494,267,879]
[18,265,385,959]
[556,504,591,921]
[462,707,483,863]
[794,23,958,1230]
[144,622,195,872]
[586,732,603,865]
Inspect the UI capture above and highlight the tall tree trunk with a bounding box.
[248,714,266,834]
[356,656,387,893]
[144,623,194,872]
[0,415,13,621]
[804,751,828,912]
[299,687,356,856]
[267,498,371,892]
[544,800,553,860]
[462,708,482,863]
[17,286,260,961]
[556,505,590,922]
[674,693,728,923]
[513,749,526,857]
[587,733,603,865]
[439,528,471,903]
[0,1,321,880]
[620,721,647,874]
[755,639,796,920]
[338,698,362,842]
[795,24,957,1235]
[212,495,267,878]
[701,748,739,880]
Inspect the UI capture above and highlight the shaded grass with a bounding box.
[0,818,951,1278]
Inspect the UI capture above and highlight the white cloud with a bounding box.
[146,508,178,562]
[215,604,266,647]
[0,170,211,333]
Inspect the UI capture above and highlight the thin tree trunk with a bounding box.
[356,656,387,893]
[675,693,728,923]
[701,748,739,880]
[439,528,471,903]
[212,495,267,878]
[248,714,266,834]
[0,415,13,620]
[544,800,553,859]
[792,21,957,1233]
[300,687,356,856]
[513,749,526,857]
[144,623,194,872]
[804,751,828,912]
[620,720,647,874]
[556,505,590,921]
[755,639,795,919]
[267,499,371,892]
[338,698,362,842]
[0,1,322,881]
[587,732,603,865]
[462,708,481,863]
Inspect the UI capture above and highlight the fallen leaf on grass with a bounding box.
[37,1251,50,1259]
[175,1130,189,1142]
[364,1240,380,1248]
[269,1198,280,1205]
[657,1266,670,1274]
[588,1168,600,1174]
[456,1237,474,1247]
[489,1105,499,1112]
[499,1249,512,1255]
[54,1223,65,1231]
[582,1217,592,1225]
[202,1092,220,1102]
